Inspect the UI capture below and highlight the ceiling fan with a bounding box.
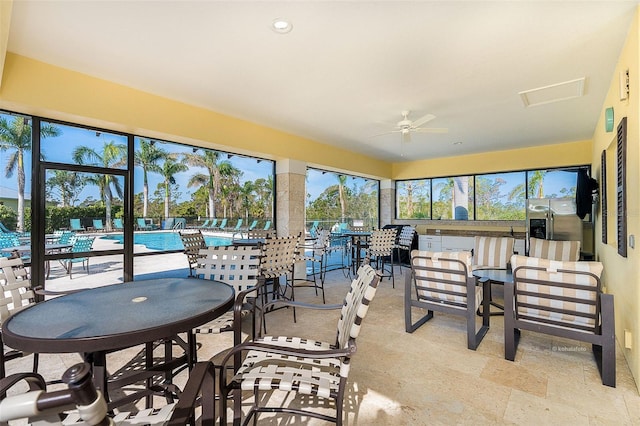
[371,110,448,142]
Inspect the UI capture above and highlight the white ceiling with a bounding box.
[6,1,639,162]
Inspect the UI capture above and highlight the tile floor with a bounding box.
[5,259,640,425]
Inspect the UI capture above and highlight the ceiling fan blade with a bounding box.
[410,113,436,128]
[413,127,449,134]
[368,130,401,138]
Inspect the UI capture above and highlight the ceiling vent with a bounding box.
[519,77,586,107]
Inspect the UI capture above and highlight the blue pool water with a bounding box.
[101,231,232,251]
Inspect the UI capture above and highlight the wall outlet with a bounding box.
[625,330,633,350]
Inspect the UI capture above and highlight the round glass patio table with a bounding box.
[2,277,234,408]
[2,277,234,354]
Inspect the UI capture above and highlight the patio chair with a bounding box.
[206,218,219,229]
[194,245,263,351]
[528,237,581,261]
[112,217,124,231]
[219,264,381,425]
[69,218,85,232]
[472,236,515,315]
[247,219,258,231]
[62,236,95,279]
[162,217,175,230]
[506,255,615,387]
[367,228,397,287]
[262,220,271,230]
[0,360,217,425]
[259,233,300,326]
[394,225,416,274]
[0,257,38,379]
[92,218,105,231]
[405,250,490,350]
[179,230,207,277]
[296,228,334,302]
[53,229,75,244]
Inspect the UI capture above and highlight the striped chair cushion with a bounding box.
[528,237,581,261]
[472,236,514,269]
[510,255,603,331]
[411,250,481,309]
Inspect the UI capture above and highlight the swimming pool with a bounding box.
[101,231,232,251]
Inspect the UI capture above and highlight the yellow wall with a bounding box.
[0,53,391,179]
[591,7,640,389]
[392,139,592,179]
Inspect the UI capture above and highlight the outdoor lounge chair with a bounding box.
[505,255,615,387]
[0,221,12,233]
[206,218,218,229]
[226,219,243,233]
[219,264,381,425]
[198,219,211,229]
[212,218,227,231]
[112,218,124,230]
[136,217,157,230]
[405,250,490,350]
[69,218,85,232]
[92,219,106,231]
[262,220,271,230]
[246,219,258,231]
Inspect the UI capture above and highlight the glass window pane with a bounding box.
[133,137,275,232]
[475,172,525,220]
[0,112,33,233]
[528,169,578,199]
[41,122,127,168]
[432,176,474,220]
[306,168,379,230]
[396,179,431,219]
[45,170,125,245]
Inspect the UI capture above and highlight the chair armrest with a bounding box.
[167,361,215,426]
[220,340,355,370]
[262,299,343,312]
[34,286,84,297]
[0,372,46,395]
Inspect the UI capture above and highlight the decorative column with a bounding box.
[380,179,394,226]
[275,159,306,237]
[276,159,307,280]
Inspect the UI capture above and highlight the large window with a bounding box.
[306,168,379,230]
[396,167,585,221]
[1,109,276,286]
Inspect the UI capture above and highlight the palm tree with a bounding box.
[509,170,546,200]
[184,150,224,218]
[337,174,347,222]
[159,155,188,219]
[239,181,256,222]
[0,116,61,231]
[73,141,126,231]
[135,139,167,217]
[46,170,87,207]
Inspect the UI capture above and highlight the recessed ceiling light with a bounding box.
[272,18,293,34]
[453,141,463,145]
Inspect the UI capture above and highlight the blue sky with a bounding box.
[0,116,273,203]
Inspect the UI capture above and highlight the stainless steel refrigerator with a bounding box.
[526,198,584,252]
